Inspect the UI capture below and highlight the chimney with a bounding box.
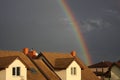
[23,48,29,55]
[29,49,38,58]
[71,51,76,57]
[23,48,38,58]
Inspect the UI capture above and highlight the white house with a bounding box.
[88,61,112,80]
[110,62,120,80]
[0,49,99,80]
[39,51,81,80]
[88,60,120,80]
[0,56,27,80]
[33,51,99,80]
[54,58,81,80]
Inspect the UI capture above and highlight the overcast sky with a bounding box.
[0,0,120,64]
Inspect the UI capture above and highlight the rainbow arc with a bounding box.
[58,0,92,65]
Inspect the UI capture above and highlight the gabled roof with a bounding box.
[115,62,120,68]
[0,56,28,70]
[0,56,18,69]
[110,61,120,69]
[0,50,36,69]
[74,56,88,70]
[39,52,99,80]
[0,50,47,80]
[54,58,74,69]
[40,52,74,69]
[40,52,87,69]
[88,61,112,68]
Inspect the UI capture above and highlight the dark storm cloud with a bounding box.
[0,0,120,64]
[67,0,120,63]
[84,26,120,63]
[0,0,79,52]
[80,8,120,33]
[80,18,111,32]
[0,0,63,25]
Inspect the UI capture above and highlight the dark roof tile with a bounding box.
[88,61,112,68]
[54,58,74,69]
[0,56,18,68]
[34,59,61,80]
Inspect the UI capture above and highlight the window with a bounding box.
[71,67,77,75]
[12,67,20,76]
[17,67,20,76]
[12,67,15,75]
[74,67,76,75]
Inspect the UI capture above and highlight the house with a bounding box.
[33,51,81,80]
[0,50,46,80]
[31,50,99,80]
[0,56,27,80]
[0,48,100,80]
[88,61,112,80]
[88,60,120,80]
[110,61,120,80]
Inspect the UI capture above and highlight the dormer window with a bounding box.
[12,67,20,76]
[71,67,76,75]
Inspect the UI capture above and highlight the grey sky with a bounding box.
[0,0,120,64]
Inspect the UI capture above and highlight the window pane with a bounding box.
[74,67,76,75]
[17,67,20,76]
[12,67,15,75]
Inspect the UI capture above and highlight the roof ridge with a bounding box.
[88,61,113,68]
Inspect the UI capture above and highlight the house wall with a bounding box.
[90,67,109,72]
[66,61,81,80]
[0,70,6,80]
[111,66,120,80]
[90,67,110,80]
[6,58,27,80]
[110,71,120,80]
[55,70,66,80]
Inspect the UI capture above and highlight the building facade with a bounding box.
[0,56,27,80]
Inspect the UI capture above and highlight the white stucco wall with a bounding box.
[0,70,6,80]
[110,66,120,80]
[6,58,27,80]
[55,60,81,80]
[55,70,66,80]
[66,61,81,80]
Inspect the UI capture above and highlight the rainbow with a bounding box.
[58,0,92,65]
